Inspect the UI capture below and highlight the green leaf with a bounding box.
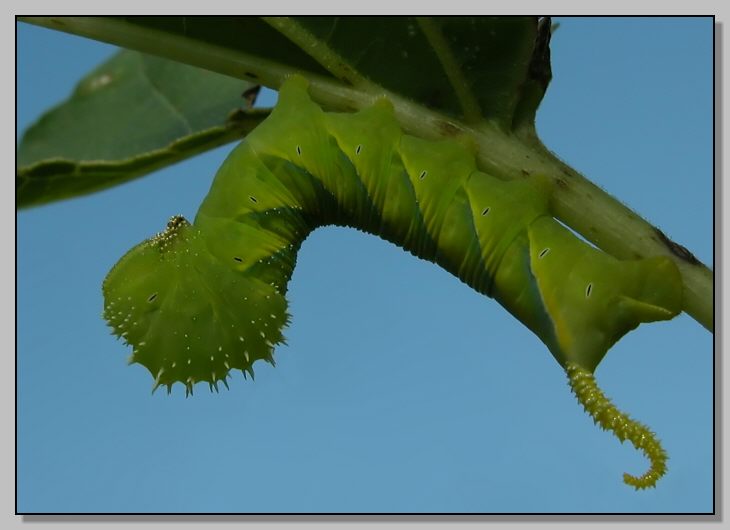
[115,16,549,128]
[20,17,549,130]
[115,16,331,78]
[288,16,550,130]
[17,49,268,208]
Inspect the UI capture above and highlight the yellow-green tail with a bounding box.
[565,363,668,489]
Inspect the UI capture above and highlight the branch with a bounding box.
[20,16,712,331]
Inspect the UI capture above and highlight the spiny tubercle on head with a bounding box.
[150,215,191,252]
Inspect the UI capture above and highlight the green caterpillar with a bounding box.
[103,75,683,489]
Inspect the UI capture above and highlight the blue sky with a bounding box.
[17,17,713,513]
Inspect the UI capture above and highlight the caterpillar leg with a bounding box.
[565,363,667,489]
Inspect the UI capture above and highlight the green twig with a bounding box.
[19,16,713,331]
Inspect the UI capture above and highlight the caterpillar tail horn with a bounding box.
[565,363,668,489]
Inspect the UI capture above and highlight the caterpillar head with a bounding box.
[102,215,289,395]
